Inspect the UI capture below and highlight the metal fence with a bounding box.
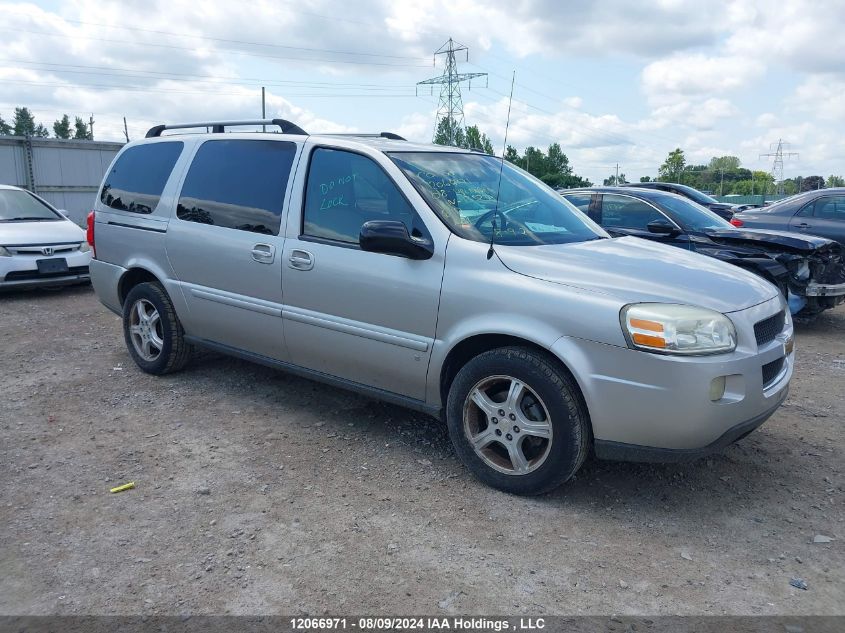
[0,136,123,226]
[713,194,791,205]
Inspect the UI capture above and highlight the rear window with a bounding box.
[100,142,183,214]
[177,140,296,235]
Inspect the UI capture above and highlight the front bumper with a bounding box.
[551,296,792,456]
[0,250,92,290]
[804,281,845,297]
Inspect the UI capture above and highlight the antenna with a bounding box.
[488,71,516,261]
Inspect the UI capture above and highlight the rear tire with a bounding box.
[446,346,590,495]
[123,282,192,375]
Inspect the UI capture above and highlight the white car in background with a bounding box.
[0,184,92,290]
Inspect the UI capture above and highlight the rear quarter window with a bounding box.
[100,142,184,214]
[177,139,296,235]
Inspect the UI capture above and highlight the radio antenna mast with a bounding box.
[488,71,516,260]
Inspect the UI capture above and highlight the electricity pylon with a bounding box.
[417,38,487,145]
[760,139,798,195]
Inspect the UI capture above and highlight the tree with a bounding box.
[799,175,825,192]
[708,155,741,173]
[603,173,628,186]
[13,107,50,136]
[639,176,652,182]
[73,116,92,140]
[53,114,71,139]
[464,124,494,155]
[659,148,686,182]
[504,145,520,163]
[0,114,11,135]
[826,175,845,188]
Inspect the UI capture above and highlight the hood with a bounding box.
[494,236,778,313]
[0,218,85,246]
[703,227,838,254]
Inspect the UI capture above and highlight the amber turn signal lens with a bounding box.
[632,332,666,348]
[629,318,664,332]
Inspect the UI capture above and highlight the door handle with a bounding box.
[288,249,314,271]
[796,222,811,229]
[251,243,275,264]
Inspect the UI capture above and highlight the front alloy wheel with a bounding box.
[463,375,553,475]
[447,346,590,495]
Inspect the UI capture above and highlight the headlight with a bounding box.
[79,242,91,253]
[621,303,737,355]
[0,246,11,257]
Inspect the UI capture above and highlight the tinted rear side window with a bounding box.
[177,140,296,235]
[100,142,183,214]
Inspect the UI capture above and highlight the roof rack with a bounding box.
[145,119,308,138]
[321,132,407,141]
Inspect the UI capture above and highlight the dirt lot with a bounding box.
[0,285,842,616]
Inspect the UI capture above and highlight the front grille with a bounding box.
[4,266,89,282]
[762,357,785,387]
[9,244,80,255]
[754,311,785,347]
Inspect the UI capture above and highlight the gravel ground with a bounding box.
[0,285,842,616]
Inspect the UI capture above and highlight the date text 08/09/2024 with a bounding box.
[290,617,547,631]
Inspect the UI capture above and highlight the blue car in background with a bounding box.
[561,187,845,319]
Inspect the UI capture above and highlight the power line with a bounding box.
[0,60,414,89]
[53,18,428,61]
[0,27,430,68]
[0,78,421,98]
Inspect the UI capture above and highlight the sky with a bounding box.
[1,0,843,184]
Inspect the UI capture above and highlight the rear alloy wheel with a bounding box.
[447,347,590,495]
[128,298,164,362]
[123,282,192,375]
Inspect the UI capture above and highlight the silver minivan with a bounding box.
[88,119,794,494]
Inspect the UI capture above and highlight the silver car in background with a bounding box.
[0,184,92,290]
[87,120,793,495]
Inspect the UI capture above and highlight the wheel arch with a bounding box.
[439,333,588,417]
[117,267,163,306]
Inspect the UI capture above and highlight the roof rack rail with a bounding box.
[321,132,406,141]
[145,119,308,138]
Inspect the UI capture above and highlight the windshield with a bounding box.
[657,194,733,231]
[0,189,61,222]
[389,152,607,246]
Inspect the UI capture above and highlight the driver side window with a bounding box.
[599,194,665,229]
[303,148,422,244]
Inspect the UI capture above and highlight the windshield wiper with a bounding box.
[1,216,54,222]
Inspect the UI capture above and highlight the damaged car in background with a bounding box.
[561,187,845,319]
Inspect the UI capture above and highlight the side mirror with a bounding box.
[360,220,434,260]
[647,218,680,236]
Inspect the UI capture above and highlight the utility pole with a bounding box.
[123,117,129,143]
[417,38,487,145]
[615,163,619,185]
[719,168,724,196]
[88,113,95,140]
[261,87,266,132]
[760,139,798,195]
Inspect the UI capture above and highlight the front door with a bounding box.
[166,138,299,360]
[597,193,690,249]
[790,195,845,244]
[281,146,445,401]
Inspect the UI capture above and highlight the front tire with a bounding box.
[123,282,192,375]
[446,347,590,495]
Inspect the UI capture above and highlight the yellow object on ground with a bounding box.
[110,482,135,493]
